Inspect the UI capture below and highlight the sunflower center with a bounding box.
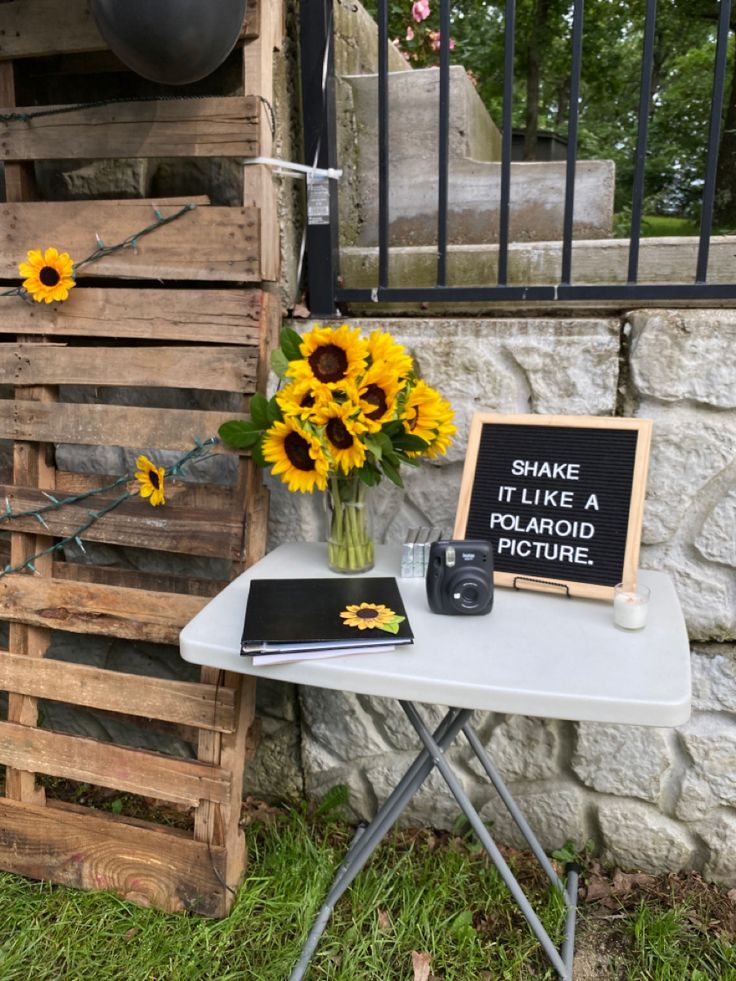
[149,470,160,490]
[309,344,348,383]
[300,393,315,408]
[357,608,379,619]
[361,384,388,421]
[284,431,316,471]
[326,417,354,450]
[39,265,61,287]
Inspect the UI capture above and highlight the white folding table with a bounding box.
[180,543,691,980]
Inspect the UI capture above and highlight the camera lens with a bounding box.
[449,574,487,612]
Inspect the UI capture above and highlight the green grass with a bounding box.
[0,805,734,980]
[614,213,736,237]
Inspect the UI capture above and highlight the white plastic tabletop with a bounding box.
[180,543,691,726]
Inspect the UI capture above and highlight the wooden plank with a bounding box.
[0,202,260,281]
[0,344,257,392]
[0,720,230,806]
[0,649,236,733]
[0,0,259,60]
[0,401,247,451]
[53,560,228,599]
[56,471,239,512]
[242,0,279,282]
[0,797,233,915]
[1,485,245,558]
[1,59,51,807]
[0,97,260,160]
[0,574,207,644]
[0,287,264,344]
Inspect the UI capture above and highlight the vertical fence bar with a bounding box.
[560,0,584,286]
[497,0,516,286]
[627,0,657,284]
[300,0,339,316]
[696,0,732,283]
[378,0,390,288]
[437,0,451,285]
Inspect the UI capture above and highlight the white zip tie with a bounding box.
[241,156,342,180]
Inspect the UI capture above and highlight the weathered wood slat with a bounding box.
[55,471,239,511]
[52,560,228,599]
[0,202,260,281]
[0,574,207,644]
[1,485,245,558]
[0,344,257,392]
[0,97,259,160]
[0,649,236,733]
[0,287,265,344]
[0,720,230,806]
[0,0,260,60]
[0,401,247,451]
[0,797,232,915]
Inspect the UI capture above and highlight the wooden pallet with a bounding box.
[0,0,282,915]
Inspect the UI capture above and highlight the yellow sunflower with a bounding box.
[19,247,76,304]
[340,602,397,630]
[287,324,368,388]
[135,455,166,506]
[262,417,329,493]
[276,378,329,422]
[366,330,413,379]
[356,361,403,432]
[313,400,367,474]
[402,380,456,458]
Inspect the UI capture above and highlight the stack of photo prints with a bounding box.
[241,577,414,664]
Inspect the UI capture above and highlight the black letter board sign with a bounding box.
[453,414,652,599]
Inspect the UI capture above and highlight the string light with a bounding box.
[1,202,196,301]
[1,436,218,578]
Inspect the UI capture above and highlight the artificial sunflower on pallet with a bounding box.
[219,323,455,574]
[19,247,76,303]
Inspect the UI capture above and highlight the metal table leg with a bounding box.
[288,707,472,981]
[402,701,576,981]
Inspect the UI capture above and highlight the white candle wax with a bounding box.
[613,590,649,630]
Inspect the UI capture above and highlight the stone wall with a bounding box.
[262,312,736,886]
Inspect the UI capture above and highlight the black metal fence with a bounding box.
[300,0,736,316]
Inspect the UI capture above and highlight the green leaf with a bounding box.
[218,420,262,449]
[381,458,403,487]
[381,420,403,437]
[251,439,267,468]
[280,327,304,361]
[392,433,429,452]
[377,614,405,635]
[270,348,290,379]
[363,435,384,463]
[357,464,381,487]
[373,431,394,455]
[266,396,282,423]
[249,392,270,428]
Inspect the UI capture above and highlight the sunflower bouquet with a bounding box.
[219,323,455,573]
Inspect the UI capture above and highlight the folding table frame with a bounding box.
[289,703,578,981]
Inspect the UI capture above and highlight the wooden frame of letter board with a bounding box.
[454,414,652,600]
[0,0,283,916]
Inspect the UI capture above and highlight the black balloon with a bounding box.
[91,0,248,85]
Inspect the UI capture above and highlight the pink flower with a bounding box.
[428,30,455,51]
[406,25,415,41]
[411,0,430,23]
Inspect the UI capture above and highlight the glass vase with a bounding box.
[324,473,375,574]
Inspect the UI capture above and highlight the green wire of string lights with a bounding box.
[1,436,219,578]
[1,202,196,301]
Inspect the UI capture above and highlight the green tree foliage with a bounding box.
[361,0,733,222]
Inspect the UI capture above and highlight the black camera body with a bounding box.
[426,540,494,616]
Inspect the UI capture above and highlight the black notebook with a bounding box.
[241,576,414,657]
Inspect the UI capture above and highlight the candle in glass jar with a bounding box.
[613,583,650,630]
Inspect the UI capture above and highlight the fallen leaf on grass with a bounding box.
[728,889,736,906]
[612,869,657,895]
[377,908,392,932]
[411,950,432,981]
